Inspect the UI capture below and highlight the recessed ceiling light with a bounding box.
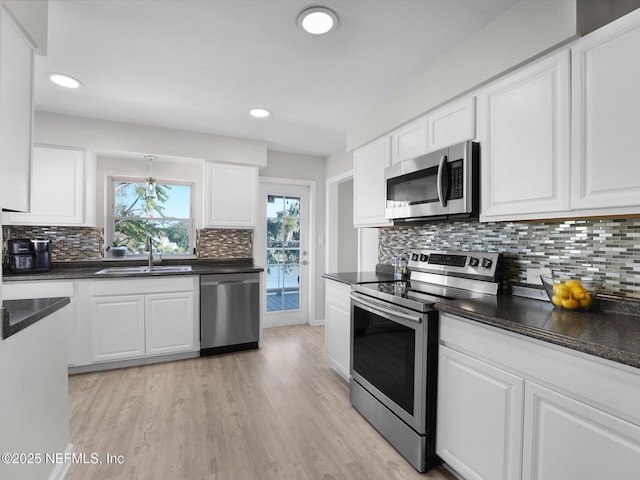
[47,73,82,89]
[297,7,338,35]
[249,108,272,118]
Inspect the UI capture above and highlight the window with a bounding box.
[109,177,194,256]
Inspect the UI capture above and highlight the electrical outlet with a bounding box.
[526,268,552,285]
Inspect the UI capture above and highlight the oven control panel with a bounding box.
[407,249,501,280]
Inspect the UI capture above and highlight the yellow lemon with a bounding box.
[578,293,592,308]
[565,280,583,289]
[551,295,564,306]
[553,284,570,299]
[562,298,579,309]
[570,287,586,300]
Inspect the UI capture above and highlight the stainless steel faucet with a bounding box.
[145,234,153,267]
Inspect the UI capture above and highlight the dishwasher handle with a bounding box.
[201,279,259,287]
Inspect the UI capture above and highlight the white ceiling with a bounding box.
[34,0,522,157]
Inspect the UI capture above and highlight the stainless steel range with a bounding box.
[349,249,502,472]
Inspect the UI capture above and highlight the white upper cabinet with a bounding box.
[571,9,640,213]
[3,145,97,226]
[389,96,476,166]
[353,135,392,227]
[478,50,571,221]
[427,96,476,152]
[0,7,34,212]
[203,162,257,228]
[390,117,428,165]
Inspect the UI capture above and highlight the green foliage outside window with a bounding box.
[113,180,192,255]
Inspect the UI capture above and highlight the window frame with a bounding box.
[106,175,196,259]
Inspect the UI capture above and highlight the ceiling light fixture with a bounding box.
[144,155,157,198]
[249,108,272,118]
[297,6,338,35]
[47,73,83,89]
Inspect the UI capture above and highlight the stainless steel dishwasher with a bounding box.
[200,272,260,356]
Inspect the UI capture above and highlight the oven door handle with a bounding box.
[437,154,448,208]
[350,292,422,324]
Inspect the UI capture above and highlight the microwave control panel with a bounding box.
[449,159,464,200]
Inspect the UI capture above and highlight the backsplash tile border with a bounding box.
[378,218,640,299]
[3,226,255,261]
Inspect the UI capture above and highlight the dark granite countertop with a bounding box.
[322,271,397,285]
[435,294,640,370]
[2,297,71,339]
[2,258,264,282]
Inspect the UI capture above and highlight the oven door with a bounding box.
[350,291,430,434]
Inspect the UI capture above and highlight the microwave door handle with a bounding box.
[437,155,448,208]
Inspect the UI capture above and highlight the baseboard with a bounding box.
[308,318,325,327]
[48,443,74,480]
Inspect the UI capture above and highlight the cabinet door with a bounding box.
[90,295,145,362]
[145,292,194,355]
[390,117,428,165]
[324,280,351,380]
[571,9,640,212]
[0,8,33,212]
[4,146,95,225]
[523,381,640,480]
[437,346,524,480]
[478,50,570,221]
[203,162,257,228]
[353,136,392,227]
[427,96,475,152]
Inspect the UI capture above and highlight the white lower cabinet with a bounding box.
[437,346,523,480]
[91,295,146,362]
[145,292,194,355]
[324,279,351,380]
[522,382,640,480]
[438,313,640,480]
[89,277,197,364]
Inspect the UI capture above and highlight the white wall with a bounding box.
[260,150,326,323]
[346,0,609,151]
[0,306,70,480]
[325,144,352,179]
[34,111,268,167]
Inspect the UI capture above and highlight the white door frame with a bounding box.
[258,177,317,327]
[326,169,379,273]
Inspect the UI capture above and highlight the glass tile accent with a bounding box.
[379,218,640,299]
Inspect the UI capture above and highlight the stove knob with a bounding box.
[419,253,428,262]
[469,257,479,267]
[481,257,493,269]
[411,253,419,261]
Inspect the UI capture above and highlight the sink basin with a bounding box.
[95,265,192,275]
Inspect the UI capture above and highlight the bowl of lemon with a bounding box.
[540,274,603,311]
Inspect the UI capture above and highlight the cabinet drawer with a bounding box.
[90,276,195,296]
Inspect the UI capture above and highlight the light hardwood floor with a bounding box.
[67,325,456,480]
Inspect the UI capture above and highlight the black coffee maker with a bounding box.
[4,239,52,273]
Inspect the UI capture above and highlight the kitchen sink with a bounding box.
[95,265,193,275]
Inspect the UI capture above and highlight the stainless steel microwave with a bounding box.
[385,140,479,224]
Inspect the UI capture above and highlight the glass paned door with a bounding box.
[266,195,301,312]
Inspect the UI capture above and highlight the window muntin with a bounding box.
[110,178,194,256]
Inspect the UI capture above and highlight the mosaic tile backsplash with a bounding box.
[196,228,253,259]
[3,225,104,261]
[379,218,640,299]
